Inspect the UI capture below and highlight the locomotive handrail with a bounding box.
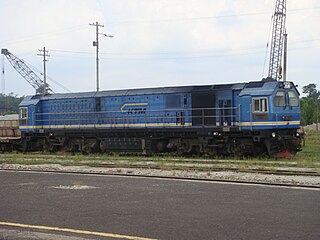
[238,104,241,131]
[33,106,241,128]
[34,115,238,127]
[34,106,238,115]
[34,107,238,118]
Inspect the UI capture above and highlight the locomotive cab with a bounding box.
[238,80,300,130]
[18,95,41,133]
[238,80,301,156]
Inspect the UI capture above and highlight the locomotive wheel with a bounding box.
[82,139,99,154]
[156,140,168,152]
[46,142,57,152]
[22,140,29,152]
[64,141,78,153]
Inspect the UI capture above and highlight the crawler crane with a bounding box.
[1,49,52,95]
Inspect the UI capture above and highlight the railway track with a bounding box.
[87,162,320,176]
[1,167,319,190]
[1,152,319,188]
[1,155,320,190]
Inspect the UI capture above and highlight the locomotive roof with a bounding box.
[30,83,246,101]
[20,80,291,106]
[19,95,41,106]
[239,81,279,96]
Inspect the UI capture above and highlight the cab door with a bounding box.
[19,105,36,132]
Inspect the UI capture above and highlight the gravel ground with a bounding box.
[1,163,319,187]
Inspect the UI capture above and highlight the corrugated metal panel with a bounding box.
[0,114,20,138]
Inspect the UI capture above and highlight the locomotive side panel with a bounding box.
[100,93,192,128]
[191,91,216,126]
[215,89,233,126]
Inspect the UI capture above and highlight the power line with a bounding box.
[22,58,72,93]
[49,38,320,60]
[2,6,318,45]
[49,49,266,61]
[1,24,87,46]
[105,6,320,24]
[48,45,319,62]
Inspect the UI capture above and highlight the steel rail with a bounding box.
[86,163,320,176]
[0,167,319,190]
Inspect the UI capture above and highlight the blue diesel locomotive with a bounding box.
[18,79,302,156]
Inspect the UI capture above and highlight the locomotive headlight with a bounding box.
[213,132,222,137]
[271,132,276,138]
[295,132,300,138]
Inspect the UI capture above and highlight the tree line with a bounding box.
[0,93,24,115]
[301,83,320,126]
[0,84,319,126]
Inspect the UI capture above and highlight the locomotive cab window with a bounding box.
[274,91,286,107]
[288,90,299,107]
[252,98,268,113]
[19,107,28,119]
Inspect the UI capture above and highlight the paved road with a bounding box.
[0,170,319,240]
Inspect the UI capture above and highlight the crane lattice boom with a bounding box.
[268,0,286,81]
[1,49,52,95]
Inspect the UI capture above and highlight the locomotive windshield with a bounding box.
[274,91,286,107]
[274,90,299,107]
[288,90,299,107]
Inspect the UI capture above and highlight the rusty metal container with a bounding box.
[0,114,21,140]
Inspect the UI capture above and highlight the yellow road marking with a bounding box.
[0,221,157,240]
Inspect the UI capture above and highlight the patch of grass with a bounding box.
[0,132,319,173]
[295,130,320,164]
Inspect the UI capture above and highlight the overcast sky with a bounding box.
[0,0,319,96]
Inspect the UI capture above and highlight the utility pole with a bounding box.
[1,55,5,114]
[89,21,113,92]
[90,21,104,92]
[1,55,4,95]
[283,30,288,81]
[37,47,50,95]
[317,100,319,131]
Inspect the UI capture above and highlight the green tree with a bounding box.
[301,83,319,126]
[302,83,320,99]
[0,93,24,115]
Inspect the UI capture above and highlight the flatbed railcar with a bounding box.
[17,79,302,156]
